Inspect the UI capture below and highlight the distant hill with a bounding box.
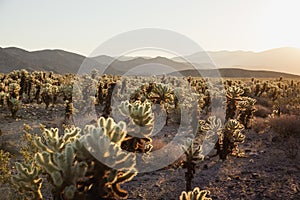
[0,46,300,78]
[0,47,90,74]
[172,47,300,75]
[170,68,300,78]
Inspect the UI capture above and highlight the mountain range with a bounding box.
[0,46,300,78]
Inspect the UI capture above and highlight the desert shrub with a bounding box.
[285,137,299,159]
[254,105,272,118]
[269,114,300,138]
[255,97,272,108]
[252,117,268,134]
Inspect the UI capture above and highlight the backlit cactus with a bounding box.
[148,83,174,125]
[226,86,244,121]
[35,143,88,199]
[7,82,21,118]
[12,114,140,199]
[201,116,245,160]
[148,83,173,105]
[11,162,43,200]
[237,97,257,129]
[2,69,295,199]
[220,119,245,159]
[0,149,11,184]
[41,82,53,109]
[179,187,212,200]
[80,117,137,199]
[181,138,204,192]
[119,100,154,152]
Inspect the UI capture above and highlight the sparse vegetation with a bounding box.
[0,69,300,199]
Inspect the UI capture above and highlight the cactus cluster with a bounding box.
[200,116,245,160]
[4,69,299,199]
[11,99,155,199]
[0,149,11,184]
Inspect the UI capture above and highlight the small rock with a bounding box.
[251,173,260,178]
[245,149,252,153]
[272,136,279,142]
[249,152,259,156]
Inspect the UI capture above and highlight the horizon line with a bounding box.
[1,45,300,58]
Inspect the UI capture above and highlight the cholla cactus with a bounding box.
[11,162,43,200]
[226,86,244,121]
[52,85,59,105]
[237,97,257,129]
[181,138,204,192]
[61,83,73,102]
[179,187,212,200]
[19,69,29,98]
[201,117,245,160]
[8,82,20,99]
[36,143,88,199]
[0,82,5,92]
[148,83,173,105]
[64,100,75,125]
[119,100,154,152]
[0,149,11,184]
[41,82,53,109]
[102,81,116,118]
[219,119,245,159]
[148,83,174,125]
[13,116,139,199]
[34,127,81,155]
[0,91,7,107]
[6,82,21,118]
[13,127,85,199]
[79,117,137,199]
[8,97,20,118]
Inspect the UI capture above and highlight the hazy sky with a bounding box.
[1,0,300,56]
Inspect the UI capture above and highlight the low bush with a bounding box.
[252,117,268,134]
[254,105,272,118]
[255,97,272,108]
[269,114,300,138]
